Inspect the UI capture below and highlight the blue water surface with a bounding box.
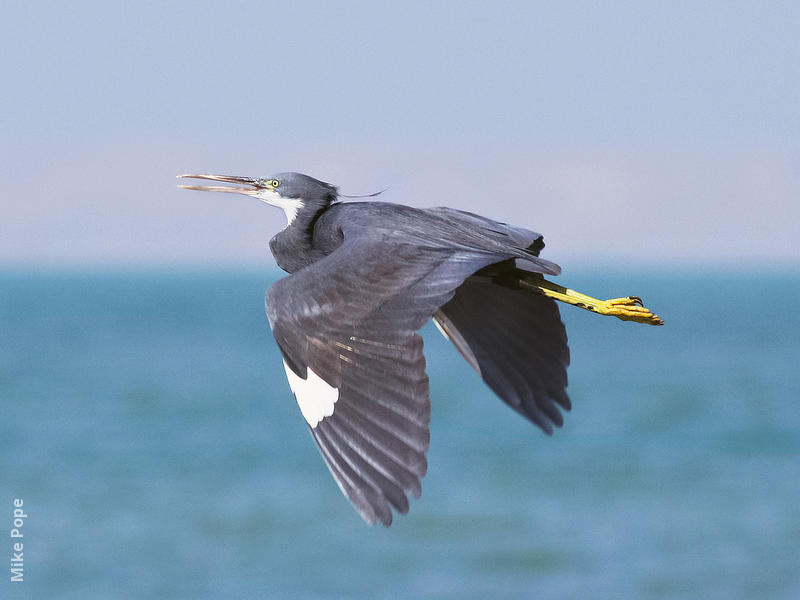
[1,268,798,599]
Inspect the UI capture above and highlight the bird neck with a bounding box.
[269,202,329,273]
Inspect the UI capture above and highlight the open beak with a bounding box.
[177,174,268,197]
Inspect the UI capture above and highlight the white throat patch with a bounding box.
[256,189,303,226]
[282,360,339,428]
[276,197,303,225]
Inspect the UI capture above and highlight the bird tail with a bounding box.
[514,255,561,276]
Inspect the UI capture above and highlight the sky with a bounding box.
[2,1,799,268]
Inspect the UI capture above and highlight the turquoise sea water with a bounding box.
[1,268,799,599]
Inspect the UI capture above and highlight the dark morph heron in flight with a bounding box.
[178,171,662,526]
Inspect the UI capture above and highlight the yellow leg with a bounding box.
[519,275,664,326]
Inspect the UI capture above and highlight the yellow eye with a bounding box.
[268,179,280,188]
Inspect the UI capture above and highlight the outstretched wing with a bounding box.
[433,268,571,435]
[265,233,503,525]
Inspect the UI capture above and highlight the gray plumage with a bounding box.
[178,171,571,526]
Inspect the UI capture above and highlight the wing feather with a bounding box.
[266,234,503,525]
[434,268,571,433]
[266,210,568,524]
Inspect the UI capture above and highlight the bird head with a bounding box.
[177,171,338,225]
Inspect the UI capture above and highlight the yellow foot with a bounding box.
[594,296,664,326]
[518,276,664,326]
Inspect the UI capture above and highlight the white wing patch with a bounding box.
[282,360,339,428]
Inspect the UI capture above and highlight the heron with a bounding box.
[178,171,662,526]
